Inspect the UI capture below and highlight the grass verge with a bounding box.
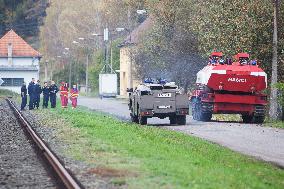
[33,106,284,189]
[265,121,284,129]
[0,89,19,97]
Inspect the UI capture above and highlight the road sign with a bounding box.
[0,78,4,86]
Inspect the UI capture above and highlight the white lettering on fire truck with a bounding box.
[228,78,247,83]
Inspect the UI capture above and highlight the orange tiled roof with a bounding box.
[0,30,41,57]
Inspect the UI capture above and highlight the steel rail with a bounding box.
[6,98,82,189]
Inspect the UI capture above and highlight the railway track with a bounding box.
[5,98,83,189]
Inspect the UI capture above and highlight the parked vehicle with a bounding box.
[99,74,117,97]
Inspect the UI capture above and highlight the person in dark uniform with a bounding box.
[42,82,50,108]
[34,80,42,109]
[49,81,59,108]
[20,82,27,110]
[28,78,36,110]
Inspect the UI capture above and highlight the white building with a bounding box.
[0,30,41,93]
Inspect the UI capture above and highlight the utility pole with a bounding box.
[64,48,71,88]
[103,28,109,73]
[86,54,89,95]
[44,60,48,81]
[110,38,113,72]
[269,0,279,120]
[69,59,72,89]
[127,5,133,89]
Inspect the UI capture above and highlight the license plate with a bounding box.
[158,93,172,98]
[158,105,171,109]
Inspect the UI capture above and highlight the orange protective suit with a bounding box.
[70,88,79,108]
[60,84,68,108]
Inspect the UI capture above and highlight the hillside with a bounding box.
[0,0,49,48]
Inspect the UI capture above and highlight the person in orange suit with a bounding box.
[70,85,79,109]
[60,82,69,108]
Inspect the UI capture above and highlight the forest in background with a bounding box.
[39,0,284,92]
[1,0,284,98]
[0,0,48,47]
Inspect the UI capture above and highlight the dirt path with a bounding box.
[78,96,284,167]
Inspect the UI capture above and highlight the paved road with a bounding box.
[78,96,284,167]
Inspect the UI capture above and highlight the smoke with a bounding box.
[133,48,205,92]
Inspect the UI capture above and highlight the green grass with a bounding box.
[0,89,19,97]
[212,114,242,122]
[266,121,284,129]
[33,106,284,189]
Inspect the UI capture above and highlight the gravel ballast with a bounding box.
[19,101,115,189]
[0,99,56,189]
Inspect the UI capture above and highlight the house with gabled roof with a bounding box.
[0,30,41,93]
[118,17,153,97]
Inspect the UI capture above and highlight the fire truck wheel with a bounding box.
[253,116,265,124]
[192,100,201,121]
[201,113,212,122]
[193,100,212,122]
[242,115,253,123]
[177,115,186,125]
[139,115,147,125]
[170,116,177,124]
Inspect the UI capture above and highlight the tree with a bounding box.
[269,0,279,120]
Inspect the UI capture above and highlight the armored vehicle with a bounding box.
[190,52,268,123]
[128,82,189,125]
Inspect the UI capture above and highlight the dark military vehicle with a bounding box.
[128,82,189,125]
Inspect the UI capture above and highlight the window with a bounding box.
[1,78,24,86]
[13,78,24,86]
[2,78,12,86]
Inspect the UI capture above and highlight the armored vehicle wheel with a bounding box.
[169,116,177,125]
[139,115,147,125]
[177,115,186,125]
[131,114,139,123]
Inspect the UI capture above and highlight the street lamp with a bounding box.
[63,47,72,88]
[72,39,91,95]
[137,9,147,15]
[115,28,126,32]
[92,33,103,36]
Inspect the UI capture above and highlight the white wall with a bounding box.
[0,57,39,67]
[0,70,39,94]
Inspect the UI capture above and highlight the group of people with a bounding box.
[20,78,79,111]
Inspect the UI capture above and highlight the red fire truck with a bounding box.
[190,52,267,123]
